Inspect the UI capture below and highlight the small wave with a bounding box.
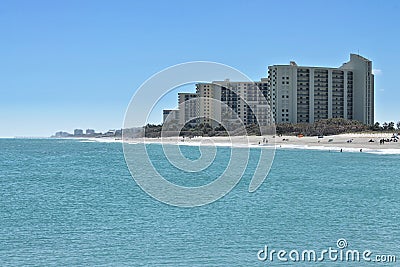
[277,144,400,155]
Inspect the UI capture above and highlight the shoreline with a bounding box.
[74,132,400,155]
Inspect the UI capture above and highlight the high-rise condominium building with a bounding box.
[196,79,272,128]
[195,83,219,127]
[268,54,374,125]
[164,54,374,127]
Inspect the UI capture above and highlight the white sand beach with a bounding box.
[84,132,400,154]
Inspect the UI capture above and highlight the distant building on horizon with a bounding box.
[74,129,83,136]
[55,131,70,138]
[86,129,95,135]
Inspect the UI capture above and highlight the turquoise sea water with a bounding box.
[0,139,399,266]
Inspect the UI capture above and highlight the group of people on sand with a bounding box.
[379,138,398,145]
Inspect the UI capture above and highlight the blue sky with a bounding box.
[0,0,399,137]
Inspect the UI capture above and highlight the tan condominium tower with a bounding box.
[196,79,272,128]
[268,54,374,125]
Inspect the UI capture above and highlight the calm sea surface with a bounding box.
[0,139,399,266]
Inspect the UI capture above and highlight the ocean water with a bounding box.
[0,139,399,266]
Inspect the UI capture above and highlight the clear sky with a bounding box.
[0,0,399,137]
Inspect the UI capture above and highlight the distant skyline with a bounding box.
[1,0,399,137]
